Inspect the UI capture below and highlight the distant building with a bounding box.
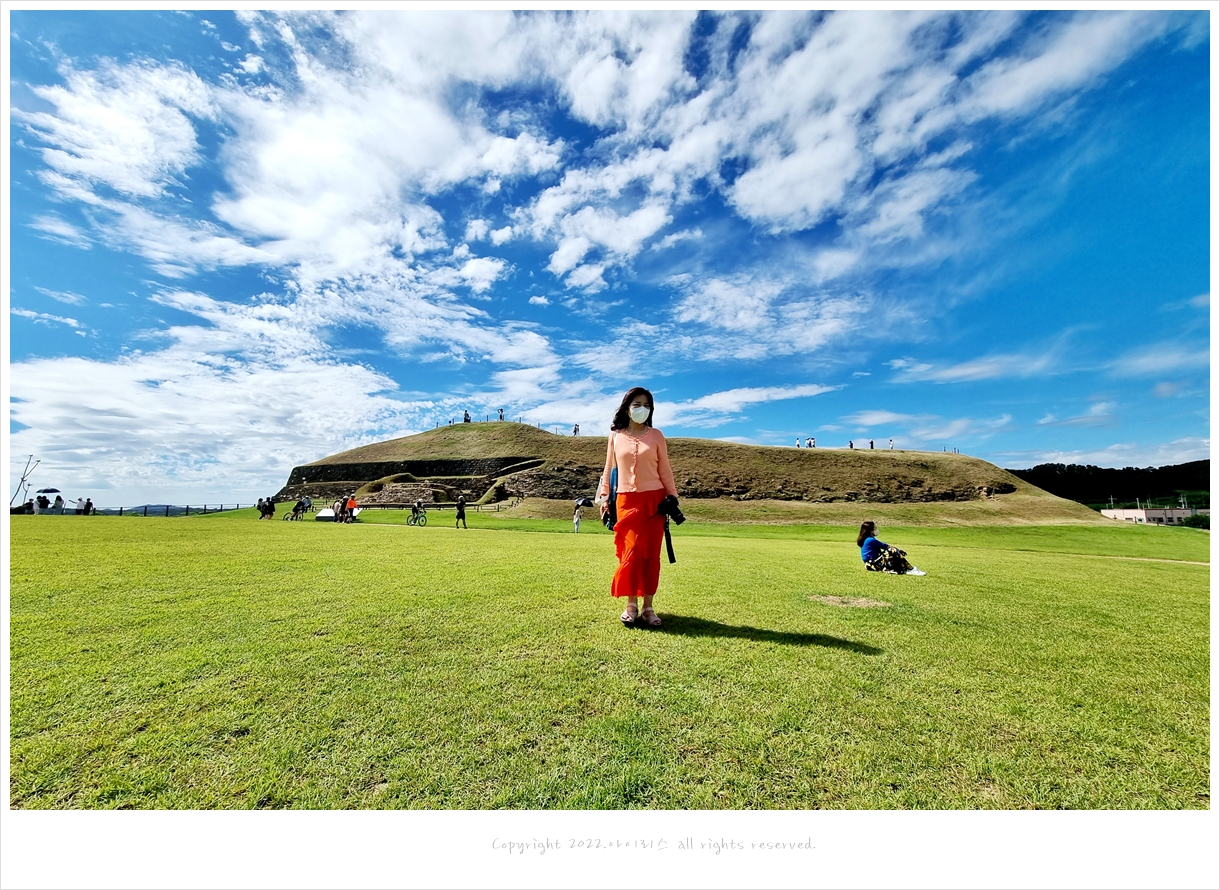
[1100,507,1209,525]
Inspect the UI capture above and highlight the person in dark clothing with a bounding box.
[84,498,94,515]
[455,495,467,529]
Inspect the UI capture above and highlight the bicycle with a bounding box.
[406,510,428,527]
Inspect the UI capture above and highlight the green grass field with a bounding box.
[9,511,1210,809]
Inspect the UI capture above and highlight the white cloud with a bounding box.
[957,12,1169,121]
[33,287,88,305]
[1037,401,1115,427]
[993,437,1210,470]
[465,218,489,241]
[11,307,83,328]
[1109,344,1210,378]
[489,226,513,245]
[17,59,218,200]
[890,350,1057,383]
[842,410,923,427]
[458,257,507,293]
[909,413,1011,441]
[528,295,550,305]
[565,263,607,292]
[663,383,834,427]
[669,275,857,360]
[8,348,425,504]
[29,215,92,249]
[650,228,701,251]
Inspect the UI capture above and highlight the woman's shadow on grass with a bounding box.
[655,614,883,655]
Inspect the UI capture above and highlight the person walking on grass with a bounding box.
[597,386,680,629]
[455,495,467,529]
[573,502,582,533]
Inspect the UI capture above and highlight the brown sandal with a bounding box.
[640,608,662,628]
[620,605,639,626]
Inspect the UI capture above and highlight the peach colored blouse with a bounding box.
[597,427,678,499]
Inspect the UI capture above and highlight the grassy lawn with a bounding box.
[9,512,1210,809]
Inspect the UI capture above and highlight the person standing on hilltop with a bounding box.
[597,387,680,629]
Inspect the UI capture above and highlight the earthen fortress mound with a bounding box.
[275,423,1093,523]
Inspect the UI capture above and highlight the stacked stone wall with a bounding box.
[359,483,434,505]
[286,457,536,486]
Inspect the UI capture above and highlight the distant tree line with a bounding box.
[1010,460,1209,508]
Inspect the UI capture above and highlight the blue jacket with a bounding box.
[860,536,886,562]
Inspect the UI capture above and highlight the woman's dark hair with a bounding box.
[856,520,877,547]
[611,387,654,431]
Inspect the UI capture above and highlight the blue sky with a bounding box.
[5,9,1214,506]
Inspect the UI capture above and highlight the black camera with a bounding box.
[657,494,685,525]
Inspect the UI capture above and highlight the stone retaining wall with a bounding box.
[359,482,434,505]
[286,457,537,486]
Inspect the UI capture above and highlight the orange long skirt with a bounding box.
[611,489,667,599]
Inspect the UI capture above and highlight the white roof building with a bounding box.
[1100,507,1208,525]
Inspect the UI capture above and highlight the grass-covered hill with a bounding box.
[278,422,1101,524]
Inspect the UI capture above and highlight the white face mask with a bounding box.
[629,405,651,424]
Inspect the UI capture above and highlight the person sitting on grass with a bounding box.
[857,520,924,575]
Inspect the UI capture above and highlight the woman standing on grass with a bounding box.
[455,495,467,529]
[598,387,679,628]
